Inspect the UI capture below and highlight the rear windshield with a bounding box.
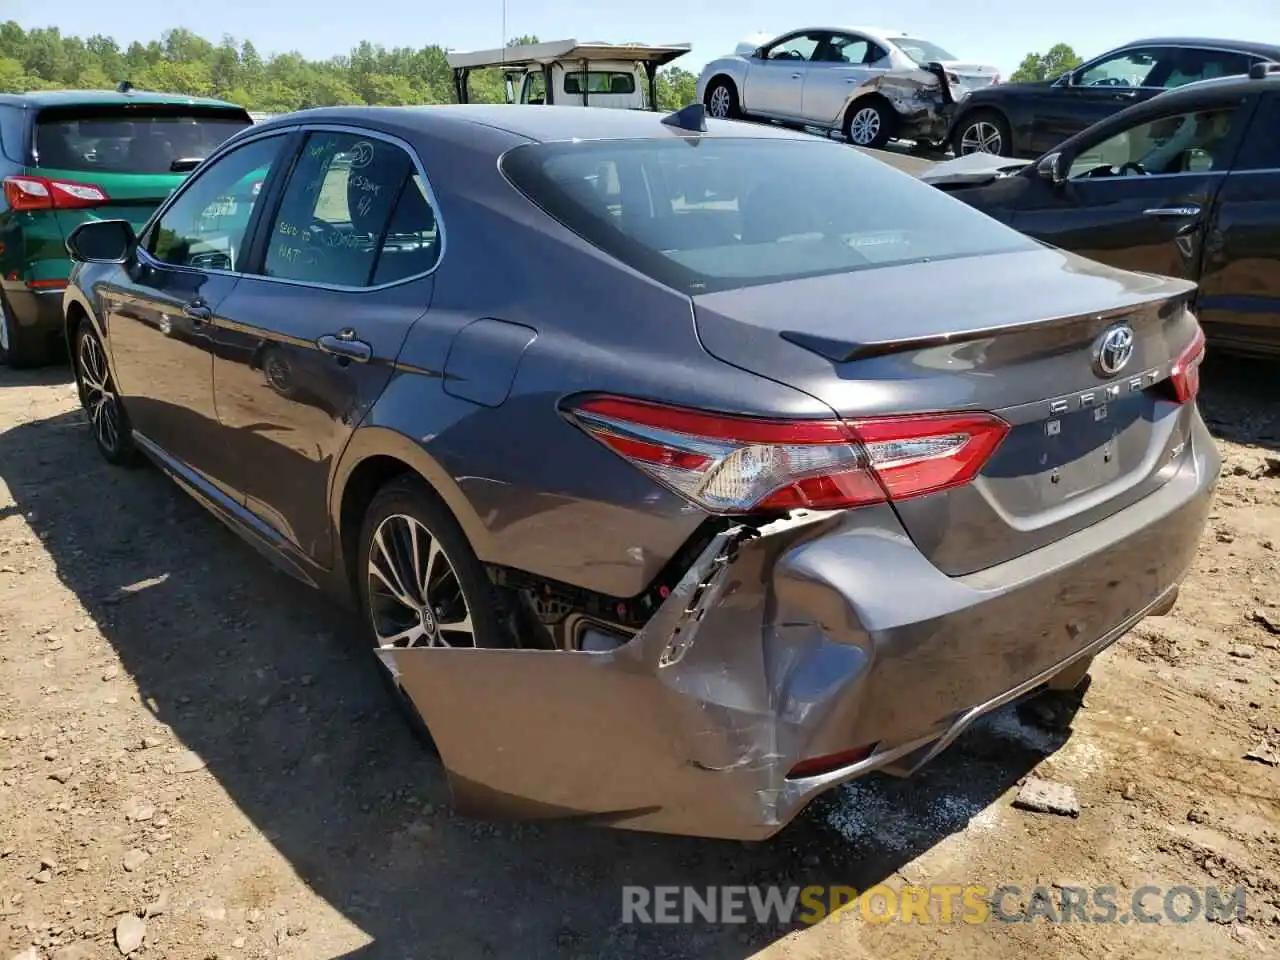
[564,71,638,95]
[33,105,252,175]
[500,137,1037,295]
[893,37,957,65]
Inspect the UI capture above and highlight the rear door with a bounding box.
[210,127,439,567]
[1010,99,1251,280]
[800,33,884,127]
[1196,89,1280,354]
[742,31,822,119]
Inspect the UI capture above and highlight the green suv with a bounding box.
[0,90,253,366]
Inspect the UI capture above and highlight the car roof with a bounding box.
[1118,37,1280,59]
[251,103,820,144]
[0,89,247,110]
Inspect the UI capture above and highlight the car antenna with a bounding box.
[117,80,134,94]
[661,102,707,133]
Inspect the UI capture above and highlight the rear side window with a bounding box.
[500,137,1037,295]
[1234,93,1280,170]
[33,105,252,175]
[564,72,637,95]
[0,105,23,164]
[262,131,440,287]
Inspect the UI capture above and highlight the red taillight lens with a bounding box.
[3,175,109,212]
[1170,325,1206,404]
[566,396,1010,515]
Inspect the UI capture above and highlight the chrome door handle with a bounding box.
[182,300,211,322]
[317,330,371,363]
[1143,205,1201,218]
[791,72,803,79]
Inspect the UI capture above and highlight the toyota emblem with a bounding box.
[1094,324,1135,377]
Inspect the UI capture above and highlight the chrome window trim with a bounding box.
[139,121,447,295]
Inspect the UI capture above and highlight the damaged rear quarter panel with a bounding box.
[389,509,883,840]
[847,70,953,139]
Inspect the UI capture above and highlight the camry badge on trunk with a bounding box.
[1094,324,1136,377]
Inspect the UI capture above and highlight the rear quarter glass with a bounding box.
[499,137,1039,295]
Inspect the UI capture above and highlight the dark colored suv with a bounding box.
[0,89,252,366]
[948,38,1280,158]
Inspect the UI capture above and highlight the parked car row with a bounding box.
[694,30,1280,162]
[917,61,1280,358]
[55,99,1218,840]
[0,88,252,366]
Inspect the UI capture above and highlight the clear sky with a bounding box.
[8,0,1280,79]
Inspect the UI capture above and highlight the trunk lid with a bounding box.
[692,246,1202,575]
[937,61,1001,89]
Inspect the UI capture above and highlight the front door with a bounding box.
[1197,91,1280,353]
[212,129,441,566]
[1012,103,1245,281]
[742,31,823,119]
[107,132,290,492]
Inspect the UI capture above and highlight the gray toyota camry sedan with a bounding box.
[61,103,1219,841]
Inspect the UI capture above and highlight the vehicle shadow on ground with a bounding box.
[1199,354,1279,454]
[0,394,1068,959]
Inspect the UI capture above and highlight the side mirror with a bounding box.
[65,219,137,264]
[1036,151,1067,186]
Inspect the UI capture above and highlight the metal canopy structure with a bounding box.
[447,39,692,110]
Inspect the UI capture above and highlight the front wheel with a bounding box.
[704,79,741,120]
[356,476,513,747]
[73,317,141,467]
[953,110,1013,157]
[843,100,895,148]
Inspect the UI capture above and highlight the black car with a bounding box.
[948,37,1280,158]
[920,63,1280,358]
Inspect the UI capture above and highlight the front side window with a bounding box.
[501,137,1038,295]
[1068,108,1239,178]
[522,72,547,104]
[262,131,438,287]
[766,33,822,62]
[1077,48,1165,88]
[33,106,252,174]
[147,134,283,271]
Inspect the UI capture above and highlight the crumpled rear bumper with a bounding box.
[391,413,1220,841]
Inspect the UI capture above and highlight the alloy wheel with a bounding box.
[707,86,731,119]
[77,331,121,453]
[848,107,881,146]
[960,121,1003,155]
[366,512,476,679]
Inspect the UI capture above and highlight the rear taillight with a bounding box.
[992,73,1001,85]
[1170,326,1206,403]
[566,396,1010,514]
[3,175,109,212]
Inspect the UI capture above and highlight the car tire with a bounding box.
[0,289,52,369]
[356,475,513,749]
[1046,654,1094,692]
[72,316,142,467]
[843,99,895,149]
[704,78,741,120]
[953,109,1013,157]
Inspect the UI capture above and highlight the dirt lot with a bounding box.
[1,355,1278,960]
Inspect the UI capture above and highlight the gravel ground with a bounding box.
[1,354,1278,960]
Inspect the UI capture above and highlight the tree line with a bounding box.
[0,22,699,112]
